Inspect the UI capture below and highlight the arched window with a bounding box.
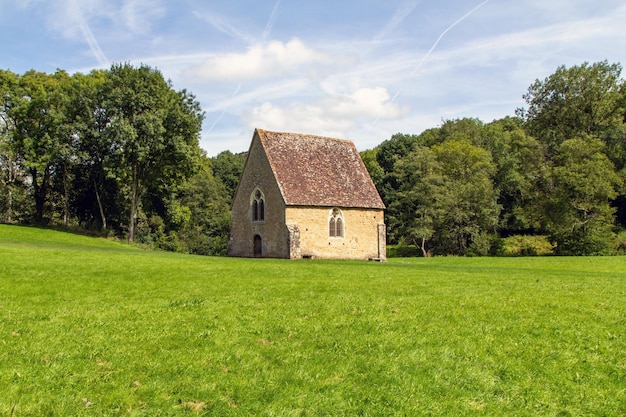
[251,189,265,222]
[329,208,344,238]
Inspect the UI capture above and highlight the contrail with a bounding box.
[202,1,280,141]
[77,18,109,67]
[67,0,109,67]
[262,0,282,41]
[373,0,421,43]
[206,83,242,135]
[409,0,489,77]
[378,0,490,125]
[194,11,257,45]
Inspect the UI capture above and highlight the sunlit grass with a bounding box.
[1,224,625,415]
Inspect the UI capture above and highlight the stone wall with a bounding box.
[285,206,386,260]
[228,136,290,258]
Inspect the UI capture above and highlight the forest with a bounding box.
[1,61,625,256]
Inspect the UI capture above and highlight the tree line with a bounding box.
[0,63,245,254]
[364,61,626,256]
[1,61,625,256]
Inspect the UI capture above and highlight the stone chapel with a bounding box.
[228,128,386,260]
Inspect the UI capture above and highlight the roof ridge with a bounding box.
[256,128,354,144]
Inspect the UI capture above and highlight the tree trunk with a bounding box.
[6,185,12,223]
[128,165,141,242]
[420,237,430,257]
[63,163,69,226]
[94,180,107,231]
[128,186,137,242]
[414,237,430,258]
[31,166,49,224]
[6,156,13,223]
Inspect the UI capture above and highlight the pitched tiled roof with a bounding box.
[256,129,385,209]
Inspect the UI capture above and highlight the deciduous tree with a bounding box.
[543,137,622,254]
[101,63,203,241]
[520,61,624,155]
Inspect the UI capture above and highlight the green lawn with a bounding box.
[1,224,625,416]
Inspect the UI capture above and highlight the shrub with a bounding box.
[497,235,554,256]
[387,244,420,258]
[613,230,626,255]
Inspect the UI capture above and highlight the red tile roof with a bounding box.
[256,129,385,209]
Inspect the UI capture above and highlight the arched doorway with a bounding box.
[253,235,262,257]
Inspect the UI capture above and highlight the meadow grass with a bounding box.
[1,224,625,416]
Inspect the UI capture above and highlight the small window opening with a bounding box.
[329,208,344,238]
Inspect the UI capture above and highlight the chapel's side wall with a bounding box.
[228,135,289,258]
[285,207,386,260]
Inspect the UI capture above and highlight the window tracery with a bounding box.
[329,208,344,238]
[252,189,265,222]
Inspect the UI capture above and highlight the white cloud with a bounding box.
[242,87,409,137]
[20,0,164,41]
[324,87,409,119]
[203,78,313,112]
[11,0,166,67]
[119,0,166,35]
[185,38,328,81]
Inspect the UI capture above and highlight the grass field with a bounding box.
[1,224,625,416]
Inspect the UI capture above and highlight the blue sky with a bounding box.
[1,0,625,155]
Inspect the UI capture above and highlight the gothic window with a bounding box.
[329,208,344,238]
[252,189,265,222]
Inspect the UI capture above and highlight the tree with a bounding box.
[176,156,231,255]
[431,140,500,255]
[389,136,500,256]
[101,63,203,241]
[210,150,246,199]
[391,146,441,256]
[0,69,22,222]
[520,61,625,155]
[70,70,120,231]
[360,148,384,192]
[519,60,626,242]
[375,133,421,227]
[9,70,72,223]
[376,133,420,174]
[543,137,622,254]
[47,71,79,226]
[481,117,545,233]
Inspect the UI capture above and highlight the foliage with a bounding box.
[389,146,440,255]
[386,244,421,257]
[2,225,625,415]
[0,70,30,223]
[101,63,204,241]
[543,137,622,255]
[383,122,501,256]
[3,59,626,256]
[430,139,500,255]
[176,157,231,255]
[210,150,246,199]
[363,61,626,256]
[479,117,545,233]
[614,230,626,254]
[496,235,555,257]
[0,65,238,255]
[520,61,625,155]
[359,148,384,191]
[519,60,626,251]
